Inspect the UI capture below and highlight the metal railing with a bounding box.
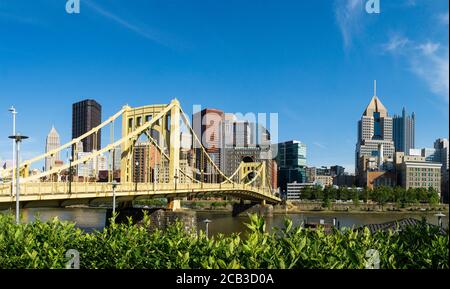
[0,181,279,202]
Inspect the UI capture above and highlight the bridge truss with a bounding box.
[0,99,280,210]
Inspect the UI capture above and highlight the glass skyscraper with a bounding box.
[275,140,307,193]
[393,107,415,154]
[72,99,102,153]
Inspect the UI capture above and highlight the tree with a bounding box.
[301,186,311,200]
[394,186,407,208]
[405,188,417,204]
[362,187,370,204]
[321,196,332,210]
[373,186,390,211]
[427,187,440,205]
[310,185,322,200]
[351,188,360,207]
[416,188,428,203]
[321,186,333,210]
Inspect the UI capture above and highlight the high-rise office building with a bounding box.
[132,142,162,183]
[330,165,345,177]
[192,108,224,171]
[393,107,415,154]
[45,126,61,171]
[395,152,442,193]
[133,142,150,183]
[276,140,307,193]
[72,99,102,153]
[434,138,449,171]
[232,121,251,147]
[355,81,395,178]
[410,139,448,171]
[433,138,449,202]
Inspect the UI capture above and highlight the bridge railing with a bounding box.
[0,181,279,204]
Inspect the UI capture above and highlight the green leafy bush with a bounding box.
[0,213,447,269]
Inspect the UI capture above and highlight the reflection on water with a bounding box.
[2,208,448,235]
[197,211,449,236]
[20,208,107,233]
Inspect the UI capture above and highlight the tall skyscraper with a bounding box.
[232,121,251,147]
[393,107,415,154]
[45,126,61,171]
[131,142,164,183]
[275,140,307,193]
[434,138,449,171]
[355,81,395,176]
[192,108,224,171]
[72,99,102,153]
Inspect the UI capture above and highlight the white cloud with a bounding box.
[382,35,410,52]
[313,142,327,149]
[334,0,364,49]
[405,0,417,7]
[84,0,173,48]
[417,42,440,55]
[382,36,449,103]
[411,50,449,103]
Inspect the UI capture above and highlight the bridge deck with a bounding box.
[0,182,281,209]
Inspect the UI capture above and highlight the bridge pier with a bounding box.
[232,201,273,217]
[106,207,197,233]
[118,201,133,210]
[167,198,181,211]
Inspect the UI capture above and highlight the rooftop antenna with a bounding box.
[374,79,377,97]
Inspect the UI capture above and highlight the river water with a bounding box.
[4,207,447,235]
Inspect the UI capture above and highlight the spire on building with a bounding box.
[45,125,61,171]
[363,96,388,117]
[374,79,377,96]
[362,80,388,117]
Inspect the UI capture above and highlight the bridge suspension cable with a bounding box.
[20,102,175,183]
[3,107,126,178]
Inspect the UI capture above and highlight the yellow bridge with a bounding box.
[0,99,280,210]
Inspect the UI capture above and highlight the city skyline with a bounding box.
[0,0,448,173]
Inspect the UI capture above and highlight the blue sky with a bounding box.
[0,0,448,173]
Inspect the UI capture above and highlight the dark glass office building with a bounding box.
[393,107,415,154]
[275,140,307,193]
[72,99,102,152]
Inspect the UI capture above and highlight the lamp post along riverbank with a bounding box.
[8,133,28,224]
[8,107,17,198]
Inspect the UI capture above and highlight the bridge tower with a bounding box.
[167,99,181,210]
[120,103,169,183]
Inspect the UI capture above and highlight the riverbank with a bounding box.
[180,200,449,214]
[274,201,449,214]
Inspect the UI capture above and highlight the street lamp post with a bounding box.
[435,212,446,228]
[201,169,204,188]
[135,161,139,191]
[8,107,17,197]
[174,170,179,191]
[68,155,73,194]
[111,180,119,215]
[203,219,212,238]
[8,133,28,224]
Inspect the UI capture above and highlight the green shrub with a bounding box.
[0,213,447,269]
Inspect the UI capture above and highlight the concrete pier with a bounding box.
[106,207,197,233]
[232,202,273,217]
